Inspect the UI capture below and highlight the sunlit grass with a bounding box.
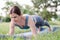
[0,21,60,40]
[32,31,60,40]
[49,21,60,26]
[0,22,30,34]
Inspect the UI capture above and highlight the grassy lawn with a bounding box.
[0,21,60,40]
[0,22,30,34]
[32,31,60,40]
[49,21,60,26]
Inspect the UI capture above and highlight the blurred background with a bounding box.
[0,0,60,22]
[0,0,60,40]
[0,0,60,33]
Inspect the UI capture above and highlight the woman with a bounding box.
[8,6,51,37]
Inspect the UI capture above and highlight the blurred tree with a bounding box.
[32,0,48,13]
[50,0,58,19]
[1,1,22,22]
[1,0,59,21]
[0,13,3,22]
[57,15,60,21]
[24,5,35,15]
[2,1,15,15]
[31,0,58,21]
[41,8,52,21]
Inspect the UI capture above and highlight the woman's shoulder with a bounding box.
[23,14,29,16]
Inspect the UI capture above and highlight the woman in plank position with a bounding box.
[8,6,51,37]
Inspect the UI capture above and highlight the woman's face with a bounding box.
[10,13,20,22]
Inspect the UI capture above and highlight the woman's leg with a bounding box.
[44,21,51,31]
[37,27,40,33]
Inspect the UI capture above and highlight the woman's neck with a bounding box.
[19,15,26,21]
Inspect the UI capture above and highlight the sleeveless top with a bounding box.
[15,16,29,29]
[15,15,49,29]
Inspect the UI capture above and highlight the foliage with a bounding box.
[1,0,59,21]
[41,8,52,21]
[32,0,58,21]
[0,16,2,20]
[2,15,11,22]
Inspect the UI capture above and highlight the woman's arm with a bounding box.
[8,19,15,35]
[28,16,37,37]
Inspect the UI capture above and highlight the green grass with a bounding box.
[0,22,30,40]
[0,22,30,34]
[0,22,60,40]
[0,22,9,34]
[0,36,24,40]
[49,21,60,26]
[32,31,60,40]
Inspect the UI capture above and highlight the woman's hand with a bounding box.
[8,19,15,36]
[28,16,37,37]
[7,32,14,36]
[48,27,51,32]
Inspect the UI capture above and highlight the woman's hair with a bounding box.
[10,6,21,16]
